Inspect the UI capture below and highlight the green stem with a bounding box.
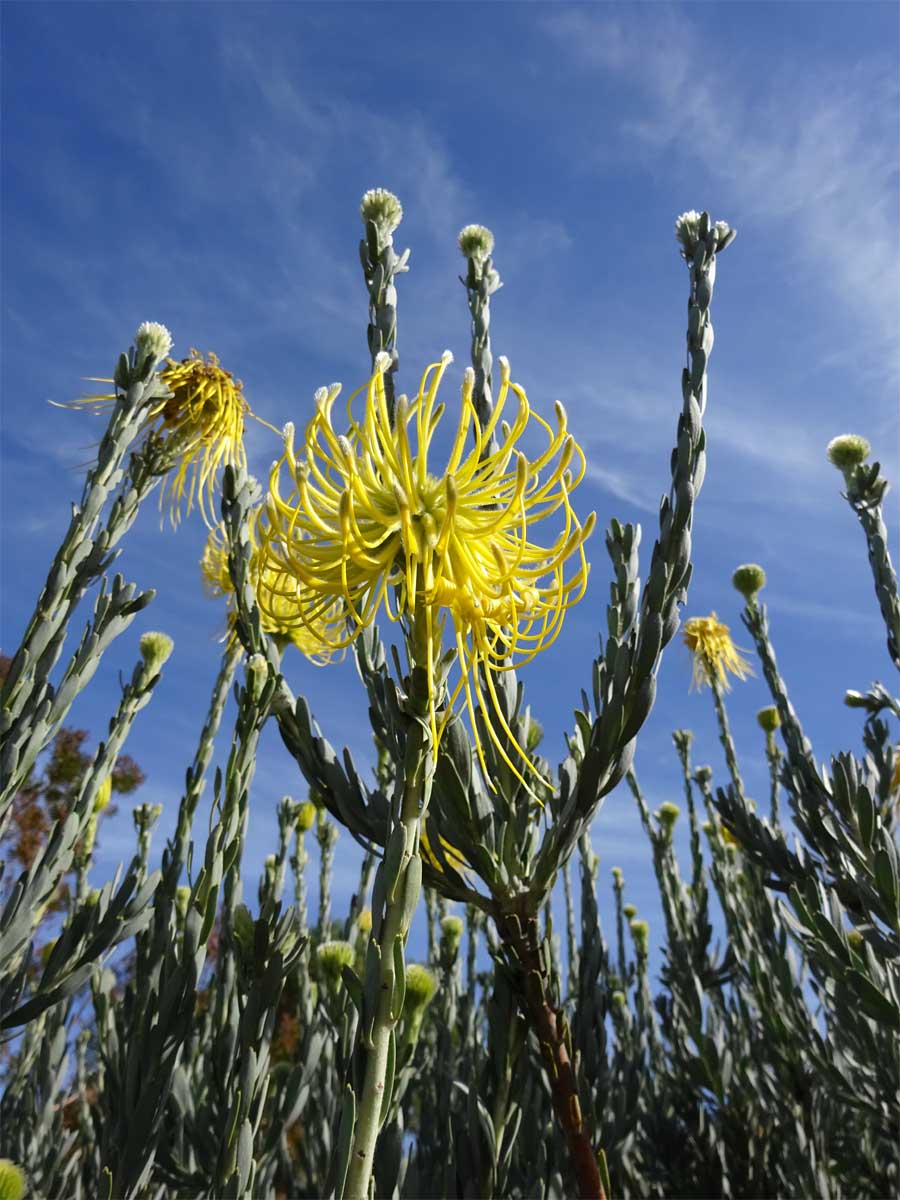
[341,607,435,1200]
[709,678,746,804]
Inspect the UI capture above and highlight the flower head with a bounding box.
[0,1160,25,1200]
[404,963,437,1010]
[458,224,495,263]
[826,433,871,471]
[69,347,250,526]
[135,321,173,365]
[683,613,752,691]
[756,706,781,734]
[201,520,339,662]
[259,353,594,787]
[731,563,766,601]
[140,631,175,674]
[316,940,355,988]
[156,350,249,525]
[360,188,403,237]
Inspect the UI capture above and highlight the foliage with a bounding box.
[0,197,896,1200]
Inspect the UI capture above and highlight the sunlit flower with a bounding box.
[683,613,752,692]
[200,520,339,663]
[70,348,250,526]
[258,352,595,787]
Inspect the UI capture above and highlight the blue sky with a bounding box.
[2,2,898,967]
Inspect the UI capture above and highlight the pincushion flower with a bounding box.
[71,349,250,526]
[258,351,594,785]
[683,613,752,691]
[201,520,340,663]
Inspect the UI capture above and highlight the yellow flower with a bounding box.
[683,613,752,691]
[890,751,900,796]
[258,352,594,786]
[72,349,249,526]
[200,520,339,663]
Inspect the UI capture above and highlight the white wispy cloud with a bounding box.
[540,4,900,387]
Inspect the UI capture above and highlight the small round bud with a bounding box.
[439,914,464,958]
[139,631,174,674]
[756,706,781,733]
[296,801,317,833]
[404,963,437,1010]
[86,888,101,908]
[458,223,495,262]
[702,821,713,835]
[847,929,864,951]
[135,321,173,364]
[0,1160,26,1200]
[672,729,694,749]
[623,903,637,920]
[93,775,113,814]
[657,802,680,828]
[732,563,767,601]
[629,919,650,954]
[611,990,627,1008]
[357,908,372,934]
[316,940,355,988]
[360,188,403,235]
[175,886,191,920]
[721,826,739,849]
[611,867,623,883]
[693,766,713,786]
[827,434,870,471]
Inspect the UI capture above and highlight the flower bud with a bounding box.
[404,963,437,1011]
[357,908,373,934]
[175,886,191,920]
[93,775,113,814]
[360,188,403,235]
[611,990,627,1008]
[611,866,623,885]
[458,223,495,263]
[629,919,650,955]
[0,1160,25,1200]
[439,914,464,960]
[296,801,317,833]
[732,563,767,601]
[826,434,870,471]
[316,940,355,988]
[135,320,173,366]
[693,766,713,786]
[847,929,864,951]
[246,653,268,701]
[756,706,781,733]
[140,631,174,675]
[623,903,637,920]
[657,802,680,829]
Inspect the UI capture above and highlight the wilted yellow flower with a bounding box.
[683,613,752,691]
[93,775,113,814]
[259,352,594,786]
[420,826,468,876]
[72,349,250,526]
[200,520,339,663]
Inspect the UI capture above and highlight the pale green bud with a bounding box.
[175,886,191,920]
[756,706,781,733]
[611,867,623,884]
[458,223,495,262]
[404,963,437,1011]
[135,321,173,364]
[827,434,870,471]
[693,766,713,786]
[357,908,372,933]
[360,188,403,234]
[525,715,544,753]
[139,631,174,674]
[611,990,627,1008]
[623,903,637,920]
[439,914,464,959]
[246,653,268,700]
[657,802,680,828]
[0,1161,25,1200]
[847,929,864,951]
[629,919,650,954]
[732,563,767,600]
[85,888,101,908]
[316,940,355,987]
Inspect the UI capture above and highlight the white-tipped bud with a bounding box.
[554,400,568,431]
[360,188,403,234]
[462,366,475,393]
[374,350,392,375]
[282,421,295,445]
[314,387,329,410]
[246,653,268,699]
[135,321,173,364]
[139,631,174,674]
[458,223,495,262]
[440,349,454,366]
[337,435,354,464]
[497,355,510,381]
